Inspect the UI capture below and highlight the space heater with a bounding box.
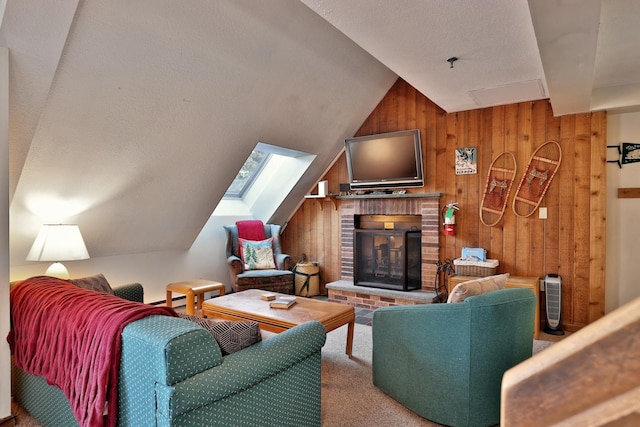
[544,274,564,335]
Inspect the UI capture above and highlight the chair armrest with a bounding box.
[113,282,144,302]
[157,320,327,417]
[372,289,535,356]
[276,253,293,270]
[227,255,243,274]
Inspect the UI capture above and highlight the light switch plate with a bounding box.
[539,207,548,219]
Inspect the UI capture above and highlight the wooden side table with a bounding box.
[166,279,225,315]
[448,275,540,339]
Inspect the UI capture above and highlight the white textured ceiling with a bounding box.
[2,0,640,262]
[302,0,640,115]
[302,0,548,113]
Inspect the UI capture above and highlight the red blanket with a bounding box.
[236,219,266,241]
[7,276,177,427]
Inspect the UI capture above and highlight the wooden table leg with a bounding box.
[196,292,204,310]
[166,290,173,308]
[185,290,195,315]
[345,320,354,359]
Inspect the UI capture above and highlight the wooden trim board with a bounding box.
[618,188,640,198]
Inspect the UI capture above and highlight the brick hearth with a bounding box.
[326,280,436,310]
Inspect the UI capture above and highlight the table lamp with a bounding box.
[26,224,90,279]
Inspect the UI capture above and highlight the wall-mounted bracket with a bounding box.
[607,145,622,168]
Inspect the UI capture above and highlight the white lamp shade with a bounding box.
[26,224,90,262]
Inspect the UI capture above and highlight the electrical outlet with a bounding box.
[539,279,545,292]
[538,207,548,219]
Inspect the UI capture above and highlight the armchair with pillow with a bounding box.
[372,275,536,427]
[224,220,295,294]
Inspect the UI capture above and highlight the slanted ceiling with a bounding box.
[1,0,396,261]
[3,0,640,263]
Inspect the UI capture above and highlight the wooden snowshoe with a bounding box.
[512,140,562,218]
[480,152,517,226]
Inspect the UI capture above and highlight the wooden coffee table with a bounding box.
[202,289,355,358]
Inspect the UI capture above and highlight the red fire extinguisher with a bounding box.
[442,201,459,236]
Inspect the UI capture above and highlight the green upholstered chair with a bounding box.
[372,288,536,427]
[223,223,294,294]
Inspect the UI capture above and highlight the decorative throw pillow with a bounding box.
[178,313,262,355]
[447,273,509,303]
[239,238,276,270]
[68,273,115,295]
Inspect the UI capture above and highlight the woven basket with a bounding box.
[453,258,499,277]
[294,263,320,296]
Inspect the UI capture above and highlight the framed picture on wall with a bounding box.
[455,147,477,175]
[622,142,640,165]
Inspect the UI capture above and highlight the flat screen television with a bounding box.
[345,129,424,190]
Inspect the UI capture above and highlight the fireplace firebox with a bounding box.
[353,215,421,291]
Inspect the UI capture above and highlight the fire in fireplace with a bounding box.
[353,215,421,291]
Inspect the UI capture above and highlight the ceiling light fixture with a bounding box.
[447,57,458,68]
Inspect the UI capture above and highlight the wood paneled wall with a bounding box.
[282,79,607,330]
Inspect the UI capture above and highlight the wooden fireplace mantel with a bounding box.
[335,192,442,200]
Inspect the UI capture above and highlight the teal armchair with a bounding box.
[372,288,536,427]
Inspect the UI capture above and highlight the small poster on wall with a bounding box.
[455,147,477,175]
[622,143,640,165]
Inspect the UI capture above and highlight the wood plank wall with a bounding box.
[281,78,607,330]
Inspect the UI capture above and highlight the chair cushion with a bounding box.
[178,313,262,355]
[68,273,115,295]
[447,273,509,303]
[240,238,276,270]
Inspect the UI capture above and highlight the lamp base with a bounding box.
[45,262,70,279]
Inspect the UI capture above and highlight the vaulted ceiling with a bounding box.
[2,0,639,264]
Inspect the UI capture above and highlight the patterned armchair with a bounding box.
[223,222,295,294]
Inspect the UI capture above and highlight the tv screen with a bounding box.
[345,129,424,190]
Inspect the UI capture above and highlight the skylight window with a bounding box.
[224,149,270,198]
[215,142,316,221]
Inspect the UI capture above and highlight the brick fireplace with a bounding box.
[338,193,441,292]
